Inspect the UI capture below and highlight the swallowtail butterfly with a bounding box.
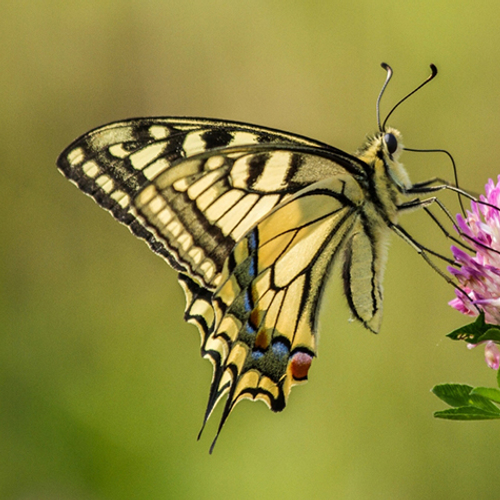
[58,64,452,451]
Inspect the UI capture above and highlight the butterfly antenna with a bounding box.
[382,64,438,131]
[377,63,393,132]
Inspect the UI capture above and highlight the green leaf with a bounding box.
[447,313,488,342]
[497,369,500,389]
[432,383,474,407]
[432,383,500,412]
[434,407,500,420]
[471,387,500,404]
[447,313,500,344]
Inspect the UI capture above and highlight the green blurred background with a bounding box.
[2,1,500,499]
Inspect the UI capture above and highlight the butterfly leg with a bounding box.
[390,222,477,310]
[391,221,455,266]
[409,177,451,189]
[399,196,476,252]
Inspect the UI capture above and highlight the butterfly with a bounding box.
[57,63,449,451]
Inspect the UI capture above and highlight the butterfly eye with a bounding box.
[384,133,398,155]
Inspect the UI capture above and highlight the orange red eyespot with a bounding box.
[290,351,313,380]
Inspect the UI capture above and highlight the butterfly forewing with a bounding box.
[58,118,361,287]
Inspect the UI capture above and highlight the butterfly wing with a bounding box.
[57,117,379,448]
[58,117,365,289]
[184,175,369,450]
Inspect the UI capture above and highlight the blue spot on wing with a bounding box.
[243,290,253,312]
[248,255,257,278]
[245,322,257,335]
[272,341,290,359]
[247,230,258,252]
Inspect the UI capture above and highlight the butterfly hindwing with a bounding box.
[179,175,368,448]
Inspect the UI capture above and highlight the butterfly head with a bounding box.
[357,126,404,162]
[379,126,411,190]
[382,128,402,159]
